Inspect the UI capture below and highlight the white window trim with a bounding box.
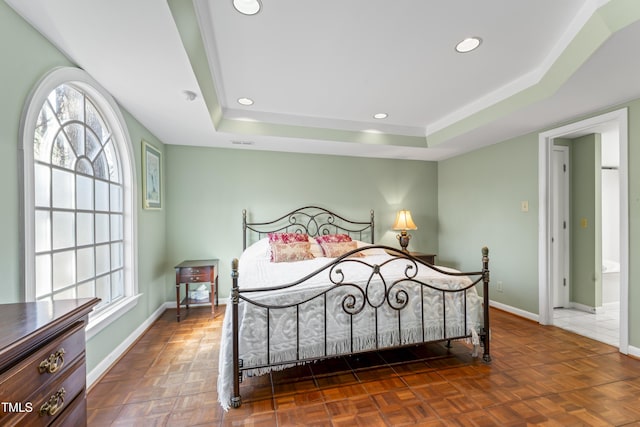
[20,67,139,334]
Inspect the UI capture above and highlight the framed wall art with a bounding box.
[142,140,162,209]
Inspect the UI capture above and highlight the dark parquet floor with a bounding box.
[87,306,640,426]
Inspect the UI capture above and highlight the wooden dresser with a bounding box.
[0,298,99,427]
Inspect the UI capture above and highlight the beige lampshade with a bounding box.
[392,210,417,230]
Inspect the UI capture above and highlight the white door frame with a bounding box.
[538,108,629,354]
[551,145,570,308]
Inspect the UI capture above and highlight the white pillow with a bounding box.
[355,240,388,256]
[240,237,271,262]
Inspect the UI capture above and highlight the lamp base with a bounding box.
[396,231,411,253]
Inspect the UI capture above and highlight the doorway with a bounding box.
[538,108,629,354]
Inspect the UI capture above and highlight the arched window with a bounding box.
[21,67,138,335]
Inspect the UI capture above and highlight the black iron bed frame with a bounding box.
[229,206,490,408]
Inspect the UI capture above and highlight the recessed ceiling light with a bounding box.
[455,37,482,53]
[233,0,261,15]
[373,113,388,119]
[237,97,254,106]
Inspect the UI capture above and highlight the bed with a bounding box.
[218,206,491,410]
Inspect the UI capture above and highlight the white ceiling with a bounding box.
[6,0,640,161]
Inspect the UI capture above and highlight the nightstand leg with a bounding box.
[175,282,181,322]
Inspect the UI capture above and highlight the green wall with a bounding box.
[0,1,74,303]
[438,134,539,312]
[165,146,439,299]
[0,1,168,374]
[570,133,602,308]
[439,101,640,349]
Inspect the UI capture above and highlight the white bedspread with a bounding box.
[217,241,483,410]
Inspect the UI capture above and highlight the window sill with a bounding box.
[86,293,142,340]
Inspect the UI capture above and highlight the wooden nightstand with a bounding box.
[409,252,436,265]
[174,259,219,322]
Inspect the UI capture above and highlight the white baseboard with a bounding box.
[628,345,640,359]
[489,300,539,322]
[86,301,172,389]
[569,301,597,313]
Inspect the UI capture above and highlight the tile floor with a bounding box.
[553,302,620,346]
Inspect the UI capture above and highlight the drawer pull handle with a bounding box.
[39,348,65,374]
[39,387,66,417]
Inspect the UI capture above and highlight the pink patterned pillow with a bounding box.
[315,234,352,244]
[321,241,362,258]
[270,242,315,263]
[268,232,309,244]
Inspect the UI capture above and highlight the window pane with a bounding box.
[110,184,122,212]
[35,210,51,252]
[86,130,102,161]
[110,214,122,240]
[96,275,111,306]
[77,213,94,246]
[52,211,75,250]
[95,180,109,211]
[51,133,76,169]
[103,140,120,183]
[53,250,75,289]
[77,280,95,298]
[86,100,110,142]
[94,152,109,180]
[77,247,94,282]
[76,158,94,176]
[111,242,123,269]
[95,244,110,276]
[95,214,109,243]
[53,84,84,123]
[35,254,51,298]
[111,269,123,300]
[34,103,59,163]
[54,287,76,300]
[52,169,75,209]
[64,123,84,157]
[76,175,94,210]
[34,164,50,207]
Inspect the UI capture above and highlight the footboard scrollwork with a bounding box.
[229,246,491,408]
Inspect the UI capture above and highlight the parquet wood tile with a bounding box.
[86,306,640,426]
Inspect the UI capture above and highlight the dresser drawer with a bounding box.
[2,359,86,427]
[50,389,86,427]
[179,266,211,283]
[0,321,85,406]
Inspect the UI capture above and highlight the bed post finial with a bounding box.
[481,246,491,362]
[370,210,375,243]
[242,210,247,251]
[231,258,242,407]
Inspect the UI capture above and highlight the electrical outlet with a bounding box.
[496,281,503,292]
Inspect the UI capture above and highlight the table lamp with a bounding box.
[392,209,417,252]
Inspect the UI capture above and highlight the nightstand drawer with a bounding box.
[179,266,211,283]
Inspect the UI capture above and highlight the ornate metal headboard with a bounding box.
[242,206,375,250]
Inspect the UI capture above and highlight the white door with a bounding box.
[551,145,570,308]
